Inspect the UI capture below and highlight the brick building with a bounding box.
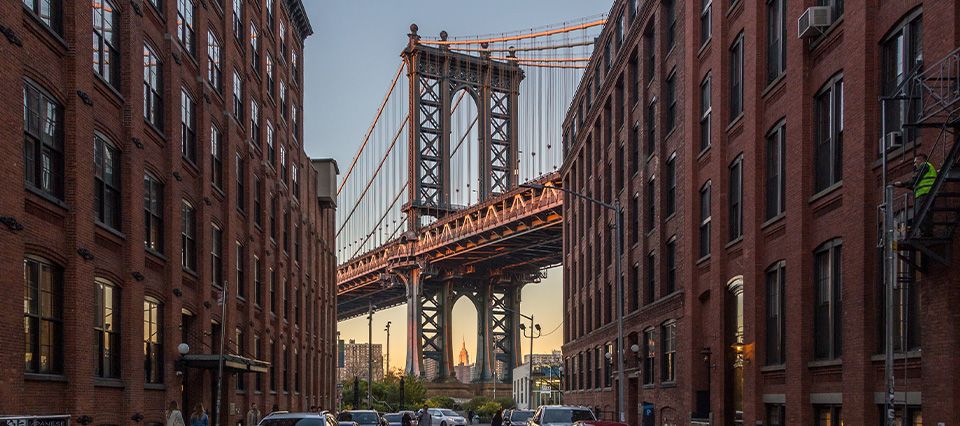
[560,0,960,425]
[0,0,339,423]
[337,340,384,383]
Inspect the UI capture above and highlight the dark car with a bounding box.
[504,409,533,426]
[527,406,596,426]
[382,412,418,426]
[337,410,385,426]
[572,422,629,426]
[258,411,340,426]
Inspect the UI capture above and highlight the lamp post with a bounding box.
[366,302,375,409]
[523,182,625,422]
[519,320,541,410]
[385,321,392,379]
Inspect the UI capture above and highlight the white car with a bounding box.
[427,409,466,426]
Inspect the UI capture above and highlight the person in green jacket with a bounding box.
[895,152,938,236]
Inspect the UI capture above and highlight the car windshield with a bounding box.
[541,408,595,423]
[440,410,457,417]
[510,411,533,421]
[383,414,400,422]
[260,418,327,426]
[337,413,380,424]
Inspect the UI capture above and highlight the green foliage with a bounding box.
[339,370,428,412]
[477,401,502,418]
[494,397,516,410]
[424,396,456,409]
[462,396,491,412]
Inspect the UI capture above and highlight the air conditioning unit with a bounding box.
[312,158,340,207]
[798,6,832,39]
[880,131,903,153]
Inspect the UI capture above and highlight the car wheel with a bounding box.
[441,422,446,426]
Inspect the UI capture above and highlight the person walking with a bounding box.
[416,404,432,426]
[491,408,503,426]
[189,404,208,426]
[246,403,261,426]
[466,410,474,425]
[895,152,938,236]
[400,411,413,426]
[167,401,186,426]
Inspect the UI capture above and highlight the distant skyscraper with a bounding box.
[338,339,384,383]
[454,338,474,384]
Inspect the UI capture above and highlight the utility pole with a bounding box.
[367,301,374,409]
[385,321,392,379]
[520,319,541,410]
[880,97,897,426]
[214,281,228,426]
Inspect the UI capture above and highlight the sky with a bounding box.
[298,1,609,373]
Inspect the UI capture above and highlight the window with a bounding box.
[143,44,163,128]
[280,80,288,120]
[699,182,712,258]
[254,256,262,306]
[730,32,744,119]
[700,0,712,46]
[268,339,276,390]
[207,30,223,92]
[211,223,223,288]
[283,209,290,253]
[814,405,842,426]
[291,104,300,141]
[281,22,289,56]
[646,101,656,157]
[270,193,277,240]
[766,404,785,426]
[644,25,655,83]
[232,0,243,42]
[250,23,260,72]
[254,335,262,389]
[765,261,786,365]
[181,201,197,271]
[765,122,786,219]
[661,321,676,382]
[235,328,245,390]
[94,134,121,230]
[92,0,120,87]
[766,0,786,83]
[211,124,223,188]
[292,162,300,199]
[881,12,923,148]
[24,257,63,374]
[282,343,289,390]
[630,124,640,176]
[729,155,743,241]
[233,70,243,121]
[266,121,275,165]
[291,49,299,82]
[236,153,245,212]
[645,177,655,232]
[236,242,245,299]
[665,72,677,132]
[817,0,843,20]
[254,176,263,227]
[642,327,655,384]
[814,240,842,360]
[250,99,261,145]
[665,154,676,216]
[144,297,163,383]
[815,75,844,192]
[23,82,64,199]
[266,53,275,98]
[23,0,61,34]
[265,0,274,29]
[665,237,676,293]
[144,173,164,252]
[700,75,711,151]
[884,405,922,426]
[180,90,196,163]
[176,0,195,55]
[280,144,288,182]
[94,279,120,378]
[663,0,676,49]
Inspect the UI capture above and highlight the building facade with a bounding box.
[0,0,339,423]
[560,0,960,425]
[337,340,383,383]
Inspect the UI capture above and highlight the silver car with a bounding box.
[427,409,466,426]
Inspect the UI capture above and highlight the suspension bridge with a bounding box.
[334,16,603,385]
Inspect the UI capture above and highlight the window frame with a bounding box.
[176,0,195,56]
[143,43,163,129]
[211,123,224,189]
[207,30,223,92]
[729,154,744,241]
[765,261,786,365]
[233,69,244,122]
[729,32,744,119]
[814,239,843,360]
[661,321,677,383]
[642,327,656,385]
[814,75,844,193]
[23,0,62,35]
[143,296,163,384]
[211,223,224,289]
[181,200,197,272]
[766,0,787,83]
[700,74,712,152]
[94,133,122,230]
[699,181,712,258]
[23,81,65,200]
[24,256,64,375]
[700,0,712,46]
[765,121,786,220]
[94,278,121,378]
[92,0,121,87]
[180,89,197,163]
[144,173,164,253]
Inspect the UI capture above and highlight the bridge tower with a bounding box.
[398,24,526,384]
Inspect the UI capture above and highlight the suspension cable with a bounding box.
[449,40,595,53]
[337,62,404,196]
[491,56,591,62]
[419,19,606,46]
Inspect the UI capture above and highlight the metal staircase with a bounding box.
[897,47,960,267]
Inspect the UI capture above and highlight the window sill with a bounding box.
[95,221,126,240]
[212,185,226,200]
[21,6,68,52]
[25,185,68,211]
[807,358,842,368]
[182,268,199,280]
[144,383,166,390]
[870,350,921,361]
[760,364,786,372]
[761,73,787,99]
[725,236,743,249]
[697,37,712,59]
[144,119,166,142]
[660,381,677,388]
[663,126,678,141]
[642,384,655,389]
[145,248,167,262]
[726,0,744,18]
[696,254,711,266]
[761,213,785,230]
[810,16,845,51]
[697,145,711,162]
[24,373,67,382]
[94,377,125,388]
[726,113,745,133]
[810,181,843,204]
[93,72,125,104]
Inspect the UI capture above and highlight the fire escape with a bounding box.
[894,46,960,267]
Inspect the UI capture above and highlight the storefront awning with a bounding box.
[179,354,270,373]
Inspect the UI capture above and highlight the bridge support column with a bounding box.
[486,281,523,383]
[437,279,456,382]
[473,283,494,382]
[403,269,424,377]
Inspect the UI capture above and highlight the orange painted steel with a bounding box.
[418,19,606,46]
[490,56,590,62]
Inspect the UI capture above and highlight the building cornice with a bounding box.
[285,0,313,41]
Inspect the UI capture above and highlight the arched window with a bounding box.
[814,239,843,360]
[725,276,745,420]
[144,296,163,383]
[765,262,786,365]
[95,278,121,378]
[24,256,63,374]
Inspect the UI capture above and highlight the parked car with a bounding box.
[382,412,417,426]
[258,411,340,426]
[427,408,466,426]
[338,422,360,426]
[337,410,386,426]
[504,409,533,426]
[526,406,596,426]
[572,422,629,426]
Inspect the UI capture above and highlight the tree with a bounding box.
[424,396,456,409]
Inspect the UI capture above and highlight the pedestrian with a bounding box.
[167,401,185,426]
[400,412,412,426]
[189,403,208,426]
[491,408,503,426]
[271,404,280,414]
[416,404,432,426]
[895,152,938,236]
[466,410,474,425]
[246,403,261,426]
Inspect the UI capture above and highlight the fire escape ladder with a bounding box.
[900,46,960,265]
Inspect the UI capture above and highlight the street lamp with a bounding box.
[519,321,541,409]
[366,302,376,409]
[384,321,392,379]
[523,181,625,422]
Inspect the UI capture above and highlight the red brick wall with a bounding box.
[561,0,960,425]
[0,0,337,421]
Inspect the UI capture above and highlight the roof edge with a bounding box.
[285,0,314,41]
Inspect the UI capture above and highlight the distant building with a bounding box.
[453,338,474,384]
[513,363,561,410]
[523,350,564,368]
[338,339,384,383]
